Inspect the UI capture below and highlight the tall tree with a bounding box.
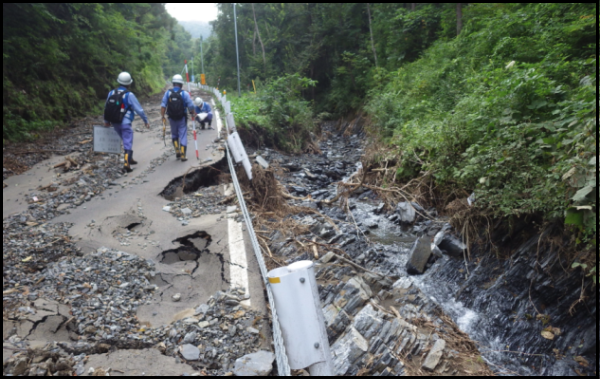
[251,3,266,69]
[367,3,378,67]
[457,3,463,35]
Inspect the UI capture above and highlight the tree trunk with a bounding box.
[366,3,378,68]
[411,3,416,11]
[253,29,256,57]
[457,3,463,36]
[251,3,267,69]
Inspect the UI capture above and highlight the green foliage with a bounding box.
[366,3,597,259]
[3,3,174,142]
[231,74,316,152]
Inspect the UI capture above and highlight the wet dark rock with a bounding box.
[374,203,385,215]
[406,238,433,275]
[434,230,467,258]
[291,187,308,196]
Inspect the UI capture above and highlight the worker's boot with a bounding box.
[201,122,206,130]
[123,151,133,173]
[173,140,181,160]
[129,150,138,165]
[180,145,188,162]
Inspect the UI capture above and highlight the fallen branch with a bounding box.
[257,235,274,258]
[322,169,367,206]
[311,237,319,260]
[331,252,383,278]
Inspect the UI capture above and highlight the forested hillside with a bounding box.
[202,3,597,276]
[2,3,189,142]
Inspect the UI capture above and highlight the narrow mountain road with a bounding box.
[3,86,270,376]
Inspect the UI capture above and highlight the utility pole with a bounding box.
[233,3,242,96]
[201,35,205,74]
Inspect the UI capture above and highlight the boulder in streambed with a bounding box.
[396,202,416,224]
[406,238,433,275]
[434,228,467,258]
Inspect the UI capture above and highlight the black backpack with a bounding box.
[104,89,129,124]
[167,90,187,121]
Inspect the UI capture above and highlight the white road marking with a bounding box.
[228,215,251,307]
[215,102,250,306]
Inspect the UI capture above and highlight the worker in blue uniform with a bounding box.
[194,97,214,130]
[161,75,196,161]
[104,72,149,173]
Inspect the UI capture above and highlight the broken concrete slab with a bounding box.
[406,238,432,275]
[255,156,269,169]
[26,316,69,343]
[233,350,275,376]
[422,339,446,371]
[84,349,195,376]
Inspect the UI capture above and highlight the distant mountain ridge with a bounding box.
[178,20,212,39]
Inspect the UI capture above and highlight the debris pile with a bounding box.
[159,288,270,375]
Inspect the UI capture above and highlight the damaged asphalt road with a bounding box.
[3,87,271,376]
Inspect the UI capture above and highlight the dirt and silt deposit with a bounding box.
[4,93,596,376]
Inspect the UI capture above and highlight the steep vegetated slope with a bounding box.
[365,3,597,276]
[2,3,187,142]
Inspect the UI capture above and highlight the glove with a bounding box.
[145,123,150,129]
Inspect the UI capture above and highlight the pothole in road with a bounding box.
[159,231,228,283]
[159,156,229,201]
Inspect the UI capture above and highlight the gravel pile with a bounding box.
[3,219,78,308]
[159,288,268,375]
[163,186,228,221]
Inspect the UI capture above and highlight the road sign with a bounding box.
[93,125,122,154]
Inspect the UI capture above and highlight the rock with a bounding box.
[434,230,467,258]
[320,251,336,264]
[396,202,416,224]
[13,358,29,376]
[319,227,335,239]
[331,327,369,376]
[291,187,308,195]
[422,339,446,371]
[183,332,197,344]
[328,234,344,245]
[233,351,275,377]
[162,206,172,212]
[181,208,192,216]
[195,304,209,316]
[438,234,467,258]
[180,344,200,361]
[172,293,182,302]
[311,189,329,198]
[406,238,432,275]
[227,206,238,214]
[374,203,385,215]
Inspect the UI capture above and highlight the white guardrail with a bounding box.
[201,85,293,376]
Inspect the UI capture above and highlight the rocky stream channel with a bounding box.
[246,120,596,377]
[3,100,596,376]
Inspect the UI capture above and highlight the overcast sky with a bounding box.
[166,3,218,22]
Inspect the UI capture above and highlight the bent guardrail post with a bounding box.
[267,261,334,376]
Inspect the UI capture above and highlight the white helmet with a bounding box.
[194,97,204,107]
[172,75,185,85]
[117,72,133,85]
